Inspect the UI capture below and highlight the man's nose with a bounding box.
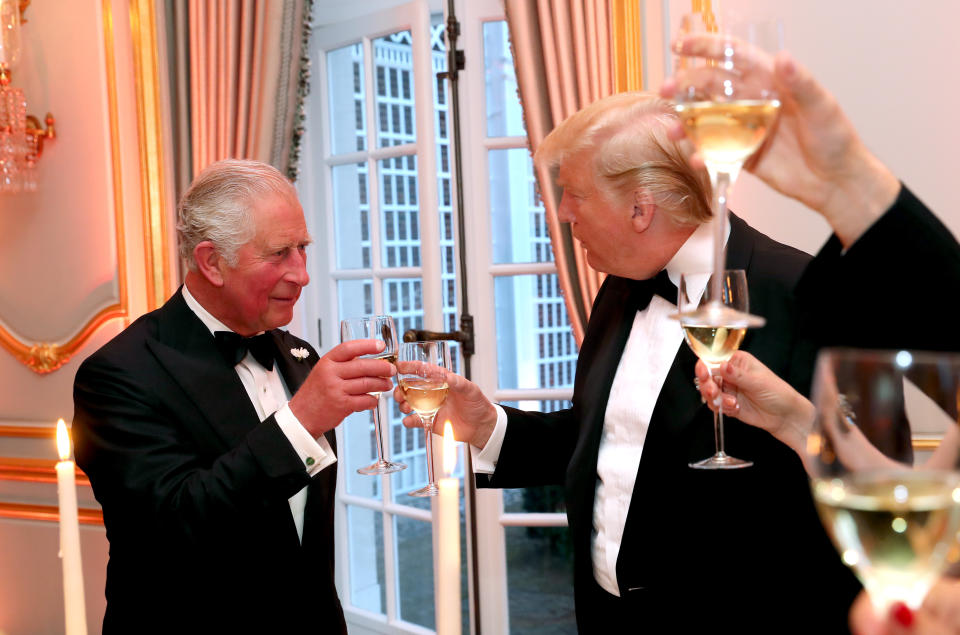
[557,192,574,223]
[287,249,310,286]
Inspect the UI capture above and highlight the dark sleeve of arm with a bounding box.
[796,184,960,351]
[476,405,576,489]
[72,354,311,544]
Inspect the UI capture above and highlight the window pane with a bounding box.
[395,515,435,629]
[505,526,576,634]
[374,31,415,148]
[379,157,420,268]
[494,275,578,390]
[483,21,525,137]
[338,279,374,321]
[347,506,386,614]
[489,149,551,265]
[332,164,371,269]
[341,409,382,500]
[327,43,366,155]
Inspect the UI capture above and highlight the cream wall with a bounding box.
[0,1,173,633]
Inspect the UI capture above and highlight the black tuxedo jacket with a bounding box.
[483,189,960,632]
[484,213,855,632]
[73,289,346,634]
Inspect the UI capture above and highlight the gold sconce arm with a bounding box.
[25,113,55,160]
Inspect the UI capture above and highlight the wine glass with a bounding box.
[398,340,451,497]
[807,349,960,613]
[672,12,781,324]
[340,315,406,475]
[678,269,761,469]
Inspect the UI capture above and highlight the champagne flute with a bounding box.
[678,269,759,469]
[672,12,781,323]
[340,315,406,475]
[807,349,960,612]
[398,340,451,497]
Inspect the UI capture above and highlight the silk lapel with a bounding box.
[146,290,263,449]
[271,331,336,453]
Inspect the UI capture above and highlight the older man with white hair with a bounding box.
[73,159,392,634]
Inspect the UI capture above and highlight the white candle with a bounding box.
[56,419,87,635]
[436,421,462,635]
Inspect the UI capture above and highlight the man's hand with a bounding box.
[393,370,498,449]
[662,37,900,248]
[289,339,395,437]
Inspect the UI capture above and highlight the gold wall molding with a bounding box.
[131,0,174,311]
[0,424,55,439]
[0,502,102,526]
[611,0,643,92]
[0,457,91,486]
[0,0,130,374]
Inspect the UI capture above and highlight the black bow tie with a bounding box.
[214,331,277,370]
[637,270,677,310]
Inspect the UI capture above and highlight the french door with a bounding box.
[299,1,578,632]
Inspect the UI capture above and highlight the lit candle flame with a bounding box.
[442,420,457,477]
[56,418,71,461]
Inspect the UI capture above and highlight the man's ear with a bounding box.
[194,241,225,287]
[631,189,657,233]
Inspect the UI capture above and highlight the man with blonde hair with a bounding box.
[73,159,392,634]
[395,92,858,630]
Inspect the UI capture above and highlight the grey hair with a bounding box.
[176,159,298,270]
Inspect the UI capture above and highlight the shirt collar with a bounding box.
[182,284,236,337]
[664,213,730,287]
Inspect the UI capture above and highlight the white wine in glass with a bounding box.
[398,340,452,497]
[678,269,758,469]
[672,12,782,323]
[807,349,960,611]
[340,315,406,475]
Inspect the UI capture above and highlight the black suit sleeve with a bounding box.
[72,347,311,548]
[477,406,577,488]
[797,184,960,352]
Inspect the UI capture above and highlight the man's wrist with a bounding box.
[469,404,499,449]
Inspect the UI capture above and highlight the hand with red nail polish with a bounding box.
[849,583,960,635]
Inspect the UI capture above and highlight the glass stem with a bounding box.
[372,398,387,464]
[706,164,738,300]
[423,414,436,485]
[714,372,726,457]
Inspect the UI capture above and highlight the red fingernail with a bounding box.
[890,602,914,628]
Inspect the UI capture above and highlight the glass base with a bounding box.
[408,482,440,497]
[673,304,766,329]
[357,460,407,475]
[689,452,753,470]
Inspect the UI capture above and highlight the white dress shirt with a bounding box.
[474,218,723,596]
[182,286,336,542]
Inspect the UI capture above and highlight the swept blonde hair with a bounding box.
[534,92,711,226]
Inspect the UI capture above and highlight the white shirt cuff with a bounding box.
[471,404,507,474]
[275,402,337,476]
